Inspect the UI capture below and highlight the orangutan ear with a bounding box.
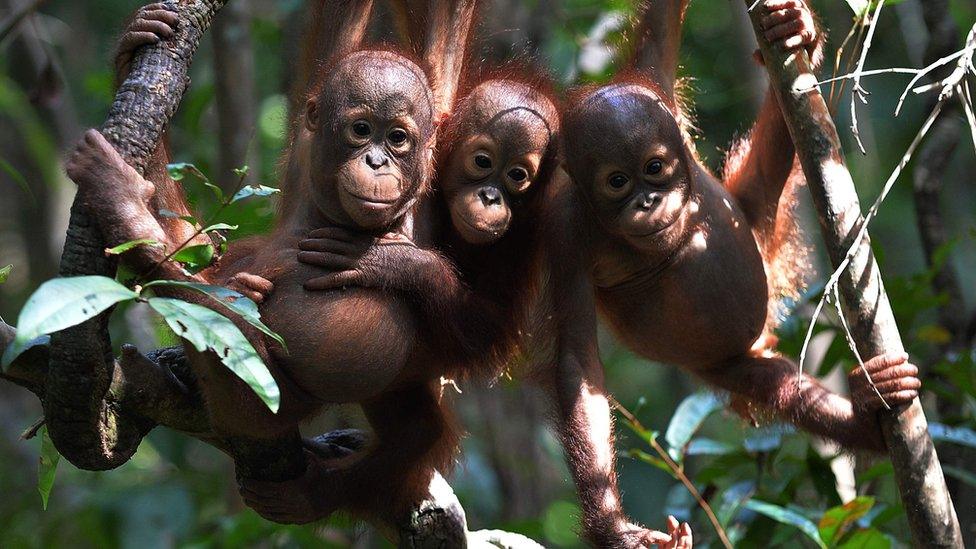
[305,98,321,132]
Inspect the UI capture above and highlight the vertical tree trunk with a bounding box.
[741,2,962,546]
[212,0,259,191]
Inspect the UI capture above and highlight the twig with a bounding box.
[0,0,46,44]
[799,100,945,382]
[848,0,885,154]
[146,168,250,279]
[19,416,45,440]
[612,398,733,549]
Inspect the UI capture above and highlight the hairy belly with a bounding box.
[260,268,418,403]
[599,261,768,369]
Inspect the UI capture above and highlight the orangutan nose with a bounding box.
[478,187,502,206]
[365,151,389,170]
[637,192,661,211]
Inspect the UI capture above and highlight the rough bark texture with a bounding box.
[741,1,962,546]
[44,0,225,473]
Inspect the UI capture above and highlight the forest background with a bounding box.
[0,0,974,547]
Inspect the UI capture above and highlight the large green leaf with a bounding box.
[818,497,875,546]
[744,499,826,549]
[664,391,723,461]
[142,280,285,349]
[38,426,59,510]
[2,276,138,367]
[147,297,280,412]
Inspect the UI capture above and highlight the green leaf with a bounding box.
[147,297,280,412]
[231,184,281,203]
[745,500,826,548]
[664,391,723,461]
[233,165,249,179]
[837,528,891,549]
[929,423,976,448]
[104,239,163,255]
[172,244,216,273]
[142,280,285,349]
[2,276,138,367]
[0,264,11,284]
[685,437,735,456]
[202,223,239,233]
[167,162,222,201]
[627,448,674,475]
[38,426,60,510]
[818,497,875,546]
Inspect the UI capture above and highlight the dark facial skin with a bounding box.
[304,50,434,231]
[562,84,691,254]
[438,80,557,244]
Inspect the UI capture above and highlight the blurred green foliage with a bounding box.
[1,0,974,547]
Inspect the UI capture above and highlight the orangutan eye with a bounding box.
[388,128,408,145]
[608,173,629,189]
[645,159,664,176]
[474,153,493,170]
[507,167,528,182]
[352,120,372,137]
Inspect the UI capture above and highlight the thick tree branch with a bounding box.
[741,1,962,547]
[45,0,227,472]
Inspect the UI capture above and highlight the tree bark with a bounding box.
[44,0,226,472]
[741,1,962,546]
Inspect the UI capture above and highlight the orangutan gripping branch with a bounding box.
[65,2,475,526]
[548,0,918,479]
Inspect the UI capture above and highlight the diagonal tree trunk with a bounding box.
[741,1,962,546]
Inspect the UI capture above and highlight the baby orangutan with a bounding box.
[550,0,918,477]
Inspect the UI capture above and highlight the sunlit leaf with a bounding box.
[233,165,249,179]
[202,223,239,233]
[147,297,280,412]
[844,0,868,16]
[685,437,735,456]
[172,244,215,273]
[743,424,794,453]
[0,264,11,284]
[743,499,826,549]
[664,391,724,461]
[2,276,138,367]
[818,497,874,546]
[627,448,673,475]
[142,280,285,348]
[104,239,163,255]
[38,426,59,510]
[231,184,281,203]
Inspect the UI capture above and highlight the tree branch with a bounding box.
[741,1,962,546]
